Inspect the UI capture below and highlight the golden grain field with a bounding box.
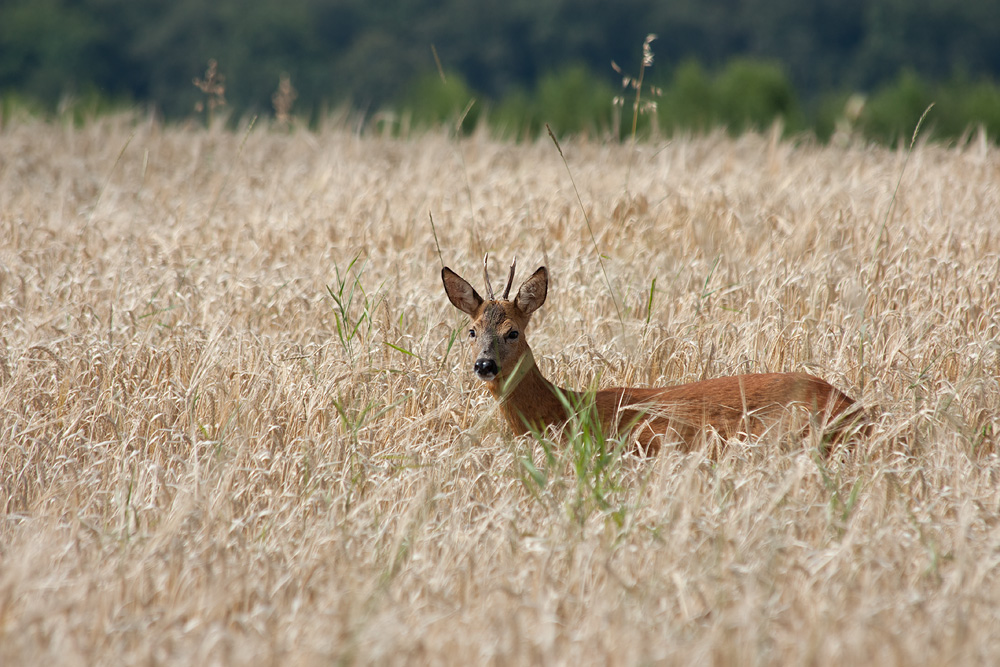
[2,114,1000,665]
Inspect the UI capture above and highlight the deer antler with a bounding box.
[482,253,495,301]
[501,255,517,300]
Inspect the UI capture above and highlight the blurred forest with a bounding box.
[2,0,1000,142]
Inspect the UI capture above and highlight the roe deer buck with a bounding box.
[442,256,864,455]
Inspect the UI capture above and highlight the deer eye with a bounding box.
[468,329,476,339]
[506,330,519,341]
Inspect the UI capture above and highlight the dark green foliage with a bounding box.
[537,66,616,137]
[858,71,934,145]
[961,84,1000,134]
[0,0,109,103]
[812,92,855,143]
[714,59,803,135]
[659,60,716,135]
[490,65,617,139]
[857,71,1000,145]
[490,88,536,141]
[658,59,802,137]
[934,77,1000,140]
[403,72,480,133]
[1,0,1000,144]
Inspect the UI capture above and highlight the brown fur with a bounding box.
[443,263,863,454]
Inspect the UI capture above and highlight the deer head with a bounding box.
[441,256,548,388]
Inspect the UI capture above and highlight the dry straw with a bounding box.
[1,113,999,664]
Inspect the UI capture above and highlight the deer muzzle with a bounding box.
[473,358,499,380]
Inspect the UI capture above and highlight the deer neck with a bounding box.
[487,347,574,435]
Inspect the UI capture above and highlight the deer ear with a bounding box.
[442,267,484,316]
[514,267,548,316]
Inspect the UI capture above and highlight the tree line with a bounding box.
[2,0,999,143]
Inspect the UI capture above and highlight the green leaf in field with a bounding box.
[384,341,421,360]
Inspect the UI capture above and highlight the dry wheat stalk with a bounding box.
[1,114,999,664]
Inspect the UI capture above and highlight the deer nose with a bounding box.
[474,358,498,379]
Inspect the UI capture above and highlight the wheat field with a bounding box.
[1,114,999,665]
